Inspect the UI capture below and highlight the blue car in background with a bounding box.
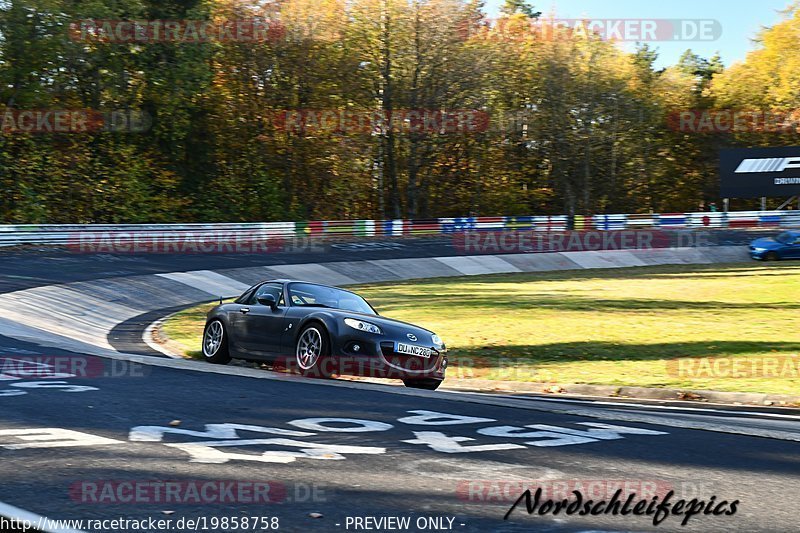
[749,231,800,260]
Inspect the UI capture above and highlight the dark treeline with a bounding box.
[0,0,798,223]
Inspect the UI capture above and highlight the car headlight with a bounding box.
[753,247,767,252]
[431,334,443,346]
[344,318,383,335]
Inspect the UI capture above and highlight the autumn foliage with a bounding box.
[0,0,797,223]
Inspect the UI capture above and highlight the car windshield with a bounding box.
[288,283,376,315]
[775,232,794,244]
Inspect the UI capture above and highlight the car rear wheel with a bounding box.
[295,324,331,378]
[403,378,442,391]
[765,251,780,261]
[202,319,231,364]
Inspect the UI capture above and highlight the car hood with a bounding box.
[338,310,436,337]
[751,237,783,249]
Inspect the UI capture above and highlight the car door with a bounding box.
[279,305,314,357]
[232,283,288,357]
[226,286,257,355]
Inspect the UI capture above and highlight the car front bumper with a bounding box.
[328,334,447,380]
[749,248,770,259]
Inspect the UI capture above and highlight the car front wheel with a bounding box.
[202,319,231,364]
[295,324,331,378]
[765,251,780,261]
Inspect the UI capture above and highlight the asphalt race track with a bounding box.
[0,229,772,293]
[1,333,799,533]
[0,238,452,293]
[0,242,798,533]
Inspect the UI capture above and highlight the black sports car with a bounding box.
[201,279,447,390]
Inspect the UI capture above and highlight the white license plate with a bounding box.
[395,342,432,358]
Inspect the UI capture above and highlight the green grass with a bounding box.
[161,262,800,395]
[160,299,234,360]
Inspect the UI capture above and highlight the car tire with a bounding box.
[765,251,780,261]
[202,319,231,364]
[295,323,332,378]
[403,378,442,391]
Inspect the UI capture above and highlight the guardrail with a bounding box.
[1,211,799,247]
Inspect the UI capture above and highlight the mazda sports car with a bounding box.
[202,280,447,390]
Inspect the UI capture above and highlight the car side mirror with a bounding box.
[256,294,278,309]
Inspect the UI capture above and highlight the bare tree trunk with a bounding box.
[374,142,385,219]
[406,3,422,219]
[407,139,418,218]
[380,2,401,219]
[609,95,619,209]
[564,178,576,216]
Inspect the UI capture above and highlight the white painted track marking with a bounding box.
[508,396,800,420]
[142,315,183,359]
[156,270,249,297]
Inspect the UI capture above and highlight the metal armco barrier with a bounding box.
[1,211,799,247]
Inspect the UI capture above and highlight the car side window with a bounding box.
[248,283,283,306]
[235,286,257,304]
